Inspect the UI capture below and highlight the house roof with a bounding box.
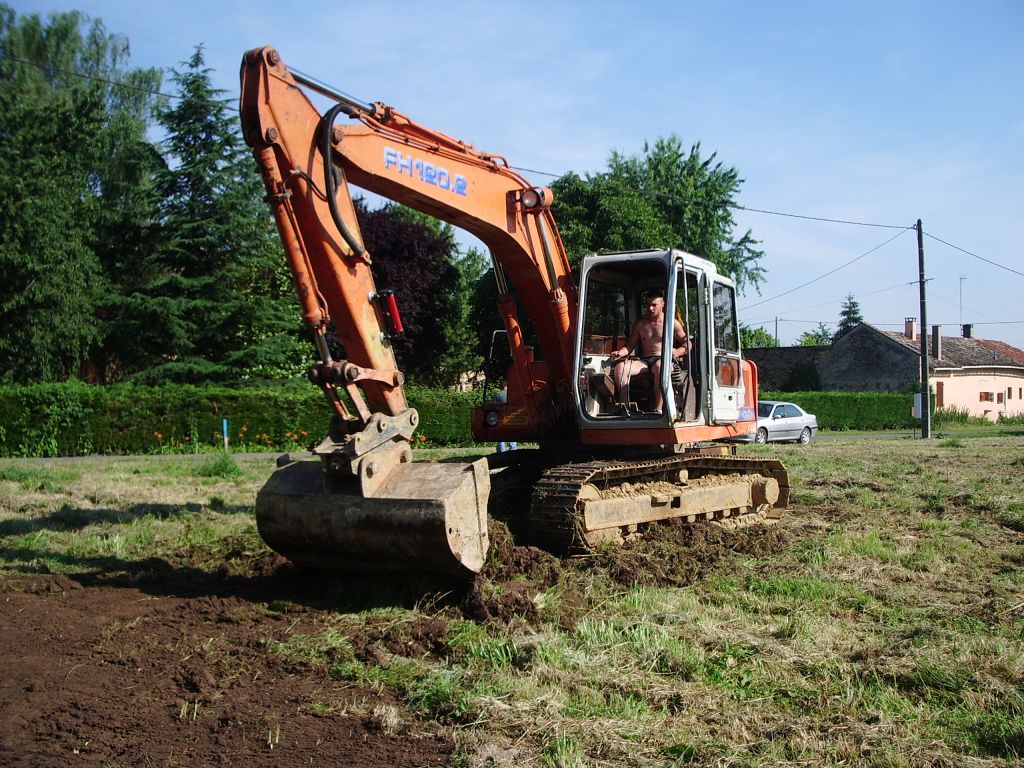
[976,339,1024,366]
[879,327,1024,368]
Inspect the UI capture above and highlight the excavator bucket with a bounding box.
[256,457,490,579]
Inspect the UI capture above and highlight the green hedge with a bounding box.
[762,390,918,431]
[0,383,923,457]
[0,382,483,457]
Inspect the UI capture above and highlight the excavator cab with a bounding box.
[574,248,742,431]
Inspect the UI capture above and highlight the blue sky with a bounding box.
[15,0,1024,347]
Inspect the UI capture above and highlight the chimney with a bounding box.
[904,317,918,341]
[931,325,941,360]
[962,324,973,339]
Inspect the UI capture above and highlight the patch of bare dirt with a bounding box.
[350,615,451,663]
[0,487,793,765]
[0,571,453,768]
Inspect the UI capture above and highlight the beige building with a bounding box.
[882,320,1024,422]
[746,319,1024,422]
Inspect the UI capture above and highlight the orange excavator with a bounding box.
[239,48,788,578]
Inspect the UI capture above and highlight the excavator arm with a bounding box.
[239,47,587,577]
[240,47,577,435]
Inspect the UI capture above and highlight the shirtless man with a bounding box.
[610,292,690,414]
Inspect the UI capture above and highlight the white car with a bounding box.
[748,400,818,445]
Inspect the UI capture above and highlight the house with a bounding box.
[746,319,1024,422]
[878,320,1024,421]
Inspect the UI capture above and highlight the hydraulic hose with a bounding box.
[319,103,367,260]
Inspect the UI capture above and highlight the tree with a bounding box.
[797,323,833,346]
[833,293,863,341]
[137,47,305,383]
[741,325,777,348]
[551,135,765,293]
[356,201,478,385]
[551,171,676,264]
[0,6,161,383]
[439,246,489,385]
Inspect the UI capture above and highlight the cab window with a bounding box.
[712,283,739,354]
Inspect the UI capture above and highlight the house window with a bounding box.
[980,392,994,402]
[997,392,1005,404]
[1009,388,1014,401]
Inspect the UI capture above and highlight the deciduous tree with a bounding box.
[741,325,777,348]
[357,202,480,385]
[551,136,765,293]
[797,323,833,347]
[0,6,161,382]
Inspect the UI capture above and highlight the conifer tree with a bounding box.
[139,47,305,382]
[833,294,863,341]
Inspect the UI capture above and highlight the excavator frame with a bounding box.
[239,47,788,578]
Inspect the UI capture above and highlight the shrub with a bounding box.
[0,382,484,457]
[933,406,972,427]
[2,383,979,457]
[761,390,917,431]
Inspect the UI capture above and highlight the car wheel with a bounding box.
[755,428,769,444]
[798,427,811,445]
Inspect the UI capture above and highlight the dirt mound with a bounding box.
[462,521,561,623]
[464,512,790,619]
[592,519,791,588]
[482,519,561,586]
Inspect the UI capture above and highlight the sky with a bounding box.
[14,0,1024,347]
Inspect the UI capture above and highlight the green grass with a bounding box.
[1,440,1022,765]
[191,453,244,479]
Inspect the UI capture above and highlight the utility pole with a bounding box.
[917,219,931,438]
[774,317,779,346]
[959,276,966,327]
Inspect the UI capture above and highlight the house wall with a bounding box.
[820,330,919,391]
[744,347,829,391]
[934,371,1024,421]
[747,326,918,392]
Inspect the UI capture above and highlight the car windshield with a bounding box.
[757,403,775,418]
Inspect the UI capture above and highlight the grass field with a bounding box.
[1,437,1022,766]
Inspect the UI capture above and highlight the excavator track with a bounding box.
[530,454,789,553]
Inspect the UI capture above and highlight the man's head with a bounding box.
[643,291,665,319]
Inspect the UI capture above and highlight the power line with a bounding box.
[2,53,181,101]
[739,228,912,311]
[734,204,909,230]
[9,53,1018,295]
[744,281,917,327]
[929,290,1024,332]
[768,280,916,319]
[924,232,1024,279]
[510,165,560,178]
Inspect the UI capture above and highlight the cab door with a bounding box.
[709,278,742,423]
